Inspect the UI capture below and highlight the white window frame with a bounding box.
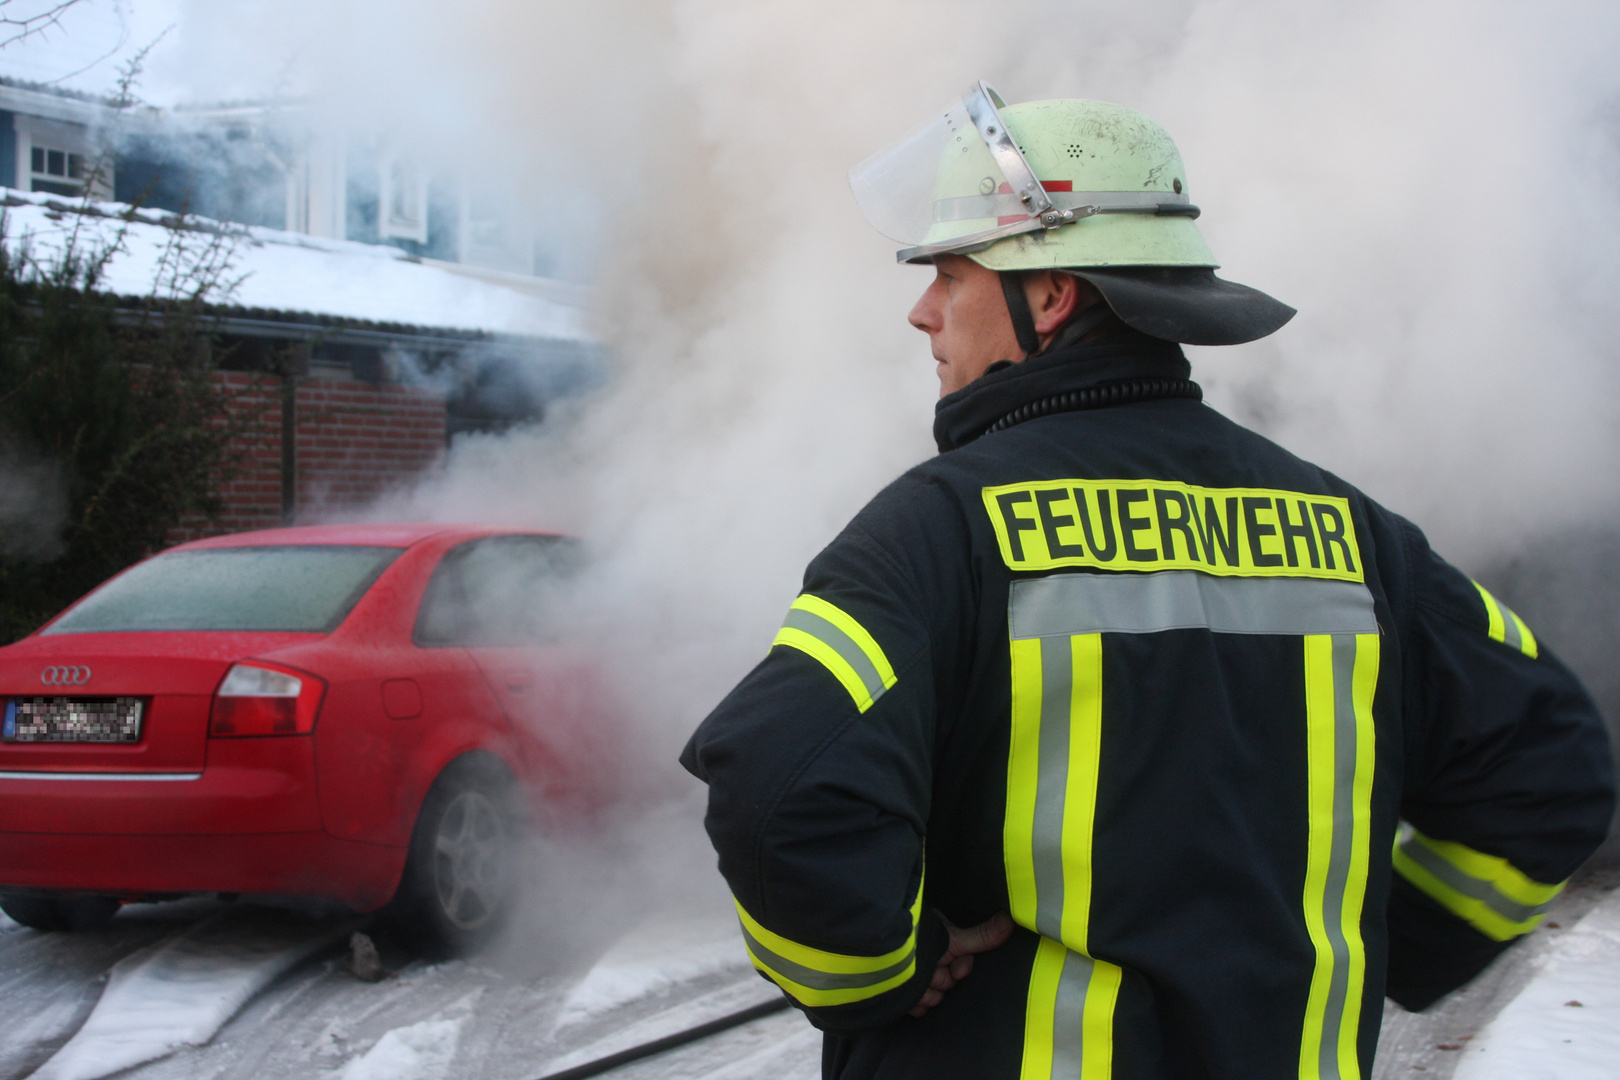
[12,114,111,199]
[378,149,428,244]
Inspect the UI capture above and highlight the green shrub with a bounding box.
[0,215,251,642]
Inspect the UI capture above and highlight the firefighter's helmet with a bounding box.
[848,83,1294,346]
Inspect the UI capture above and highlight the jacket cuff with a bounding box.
[789,907,949,1033]
[1385,875,1515,1011]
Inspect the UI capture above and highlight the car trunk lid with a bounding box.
[0,632,322,775]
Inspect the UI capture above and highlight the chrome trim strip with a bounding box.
[0,770,202,782]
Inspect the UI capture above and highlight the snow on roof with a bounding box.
[0,188,591,342]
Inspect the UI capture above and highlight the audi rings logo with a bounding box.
[40,665,91,686]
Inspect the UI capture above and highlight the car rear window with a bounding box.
[415,535,579,646]
[45,546,403,634]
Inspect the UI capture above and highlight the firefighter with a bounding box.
[680,84,1614,1079]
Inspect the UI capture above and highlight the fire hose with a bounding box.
[531,996,793,1080]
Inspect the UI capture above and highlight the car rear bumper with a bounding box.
[0,737,320,834]
[0,831,405,911]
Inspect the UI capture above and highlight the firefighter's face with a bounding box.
[909,255,1020,397]
[909,255,1089,397]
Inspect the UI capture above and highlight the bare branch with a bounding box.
[0,0,88,52]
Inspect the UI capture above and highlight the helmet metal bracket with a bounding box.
[965,83,1056,222]
[966,82,1082,232]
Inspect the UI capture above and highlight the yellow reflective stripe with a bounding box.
[1471,581,1539,659]
[772,627,873,710]
[1005,636,1044,931]
[733,871,924,1007]
[1020,938,1065,1080]
[791,594,898,686]
[1060,633,1104,952]
[1299,636,1336,1079]
[1019,939,1123,1080]
[1475,581,1506,642]
[1392,825,1564,942]
[1007,631,1117,1079]
[1298,634,1377,1080]
[1337,634,1380,1079]
[1081,960,1123,1080]
[771,594,897,712]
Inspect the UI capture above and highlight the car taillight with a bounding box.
[209,663,326,737]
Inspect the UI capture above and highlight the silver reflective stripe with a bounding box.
[1051,950,1095,1078]
[1009,571,1377,639]
[1033,635,1072,941]
[1396,828,1553,924]
[0,770,201,781]
[780,606,891,706]
[935,190,1188,222]
[1317,634,1360,1080]
[1496,599,1526,653]
[738,923,916,991]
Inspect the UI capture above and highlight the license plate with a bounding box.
[2,697,144,743]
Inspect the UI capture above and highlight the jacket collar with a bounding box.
[932,333,1190,452]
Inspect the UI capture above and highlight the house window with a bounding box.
[379,152,428,244]
[30,144,87,197]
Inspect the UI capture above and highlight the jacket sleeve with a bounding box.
[680,473,974,1031]
[1386,520,1615,1010]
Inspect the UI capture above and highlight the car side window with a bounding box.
[414,535,579,647]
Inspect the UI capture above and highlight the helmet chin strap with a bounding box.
[999,271,1042,358]
[999,270,1120,360]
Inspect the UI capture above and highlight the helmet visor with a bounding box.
[848,84,1037,253]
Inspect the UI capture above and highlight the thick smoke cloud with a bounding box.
[149,2,1620,852]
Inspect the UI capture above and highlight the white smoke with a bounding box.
[123,0,1620,879]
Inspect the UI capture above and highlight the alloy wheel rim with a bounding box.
[432,790,507,930]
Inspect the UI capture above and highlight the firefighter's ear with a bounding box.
[1028,271,1096,336]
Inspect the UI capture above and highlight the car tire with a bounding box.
[1,894,121,931]
[384,757,522,958]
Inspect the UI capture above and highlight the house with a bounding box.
[0,75,548,276]
[0,75,597,538]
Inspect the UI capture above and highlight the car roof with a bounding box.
[172,523,566,551]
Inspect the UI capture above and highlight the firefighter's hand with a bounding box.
[909,910,1015,1017]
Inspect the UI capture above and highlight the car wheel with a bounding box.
[385,758,521,958]
[1,894,121,931]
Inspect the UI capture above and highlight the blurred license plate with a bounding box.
[2,697,144,743]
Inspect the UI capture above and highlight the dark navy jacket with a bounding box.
[681,335,1614,1080]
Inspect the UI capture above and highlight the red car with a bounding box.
[0,524,617,954]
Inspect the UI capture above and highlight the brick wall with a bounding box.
[169,370,446,544]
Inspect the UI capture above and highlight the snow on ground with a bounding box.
[1374,866,1620,1080]
[0,895,812,1080]
[36,875,1620,1080]
[1450,885,1620,1080]
[28,906,356,1080]
[338,992,480,1080]
[0,900,221,1080]
[555,911,754,1029]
